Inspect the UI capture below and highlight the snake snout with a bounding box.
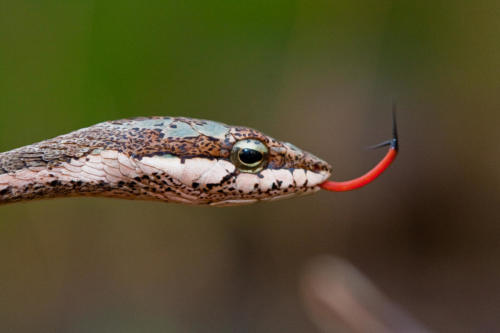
[301,151,332,175]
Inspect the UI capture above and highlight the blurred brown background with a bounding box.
[0,1,499,332]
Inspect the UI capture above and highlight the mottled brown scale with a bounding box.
[0,116,332,206]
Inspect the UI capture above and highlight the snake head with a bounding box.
[204,124,332,206]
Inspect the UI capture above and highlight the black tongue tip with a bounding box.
[365,107,398,152]
[391,105,399,152]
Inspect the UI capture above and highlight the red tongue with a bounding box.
[319,110,399,192]
[319,146,397,192]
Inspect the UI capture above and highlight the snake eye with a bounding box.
[231,139,269,173]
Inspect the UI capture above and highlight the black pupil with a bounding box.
[239,148,263,165]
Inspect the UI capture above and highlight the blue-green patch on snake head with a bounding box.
[192,120,229,140]
[164,121,200,138]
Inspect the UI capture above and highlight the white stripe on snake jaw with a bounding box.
[0,116,332,206]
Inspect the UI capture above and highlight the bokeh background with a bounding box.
[1,1,499,332]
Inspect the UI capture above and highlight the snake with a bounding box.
[0,115,398,206]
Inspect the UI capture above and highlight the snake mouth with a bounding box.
[206,167,331,206]
[208,169,330,207]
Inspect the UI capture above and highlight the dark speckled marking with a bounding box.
[0,116,330,175]
[0,116,332,205]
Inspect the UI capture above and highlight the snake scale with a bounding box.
[0,117,333,206]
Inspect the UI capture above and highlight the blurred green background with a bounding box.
[1,1,499,332]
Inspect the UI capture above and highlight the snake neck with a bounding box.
[0,146,101,204]
[0,142,213,205]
